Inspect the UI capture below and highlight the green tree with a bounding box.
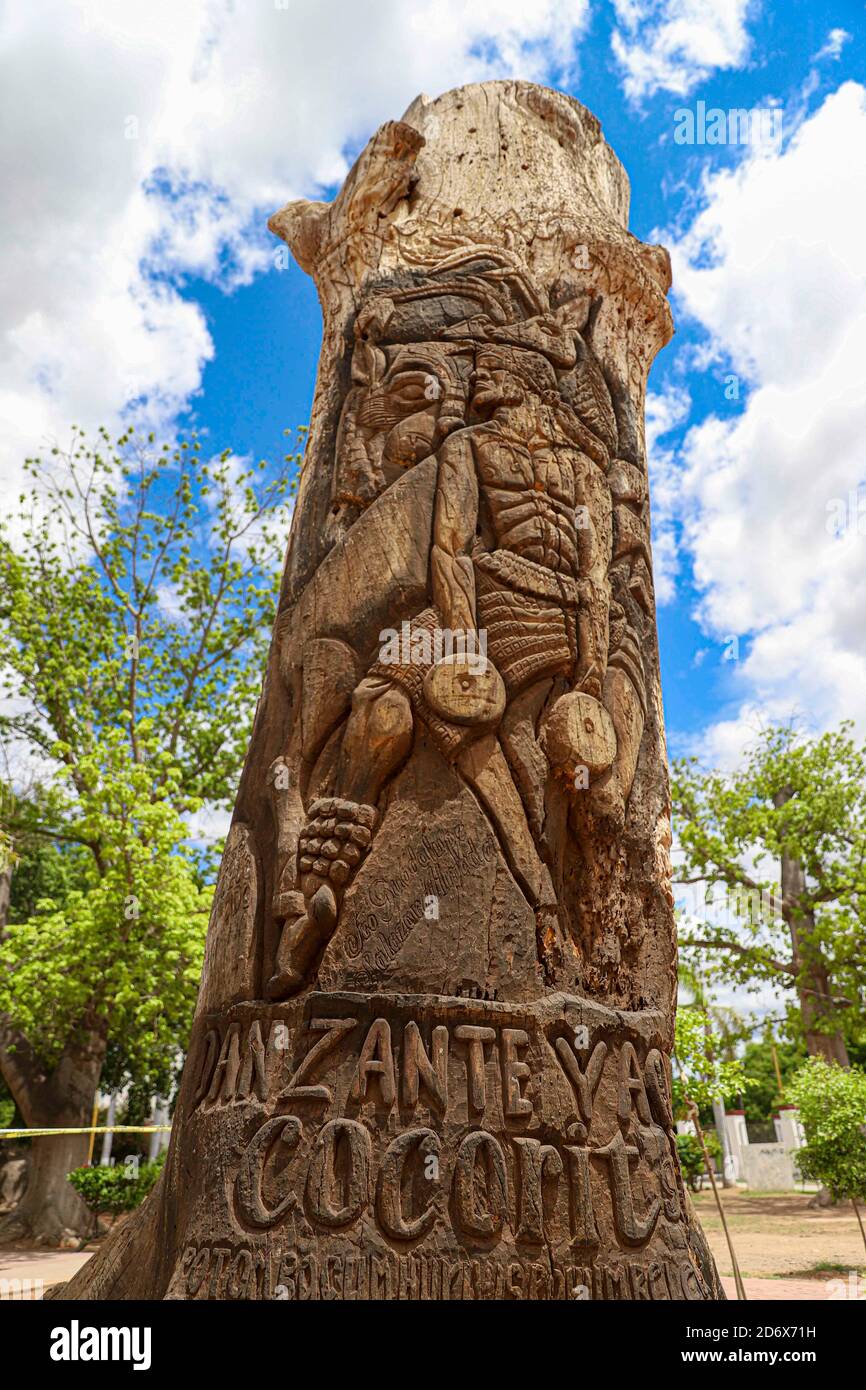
[0,426,298,1243]
[673,1008,748,1117]
[676,1131,722,1192]
[740,1032,807,1125]
[678,959,747,1055]
[0,1079,14,1130]
[672,723,866,1067]
[2,786,92,925]
[788,1056,866,1258]
[675,1132,705,1192]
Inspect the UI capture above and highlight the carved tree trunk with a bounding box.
[61,81,723,1302]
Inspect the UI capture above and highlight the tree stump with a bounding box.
[62,80,724,1302]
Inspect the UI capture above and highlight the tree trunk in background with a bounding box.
[0,1030,101,1245]
[60,80,723,1301]
[0,862,10,931]
[798,966,850,1066]
[6,1127,92,1246]
[1,857,100,1245]
[774,791,850,1066]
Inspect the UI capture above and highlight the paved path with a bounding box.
[721,1275,853,1301]
[0,1247,92,1296]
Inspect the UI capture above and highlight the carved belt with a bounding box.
[473,547,578,609]
[473,550,577,695]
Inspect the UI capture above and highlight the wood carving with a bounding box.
[60,81,723,1302]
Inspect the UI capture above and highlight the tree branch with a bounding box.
[685,937,797,977]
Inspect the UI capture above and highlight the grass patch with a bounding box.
[769,1262,866,1280]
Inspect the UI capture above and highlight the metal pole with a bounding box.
[712,1096,735,1187]
[100,1092,118,1165]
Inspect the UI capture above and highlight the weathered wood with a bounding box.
[60,80,723,1302]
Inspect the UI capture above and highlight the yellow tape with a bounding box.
[0,1125,172,1139]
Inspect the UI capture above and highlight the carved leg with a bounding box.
[586,665,645,827]
[499,678,553,842]
[334,674,414,806]
[266,676,413,998]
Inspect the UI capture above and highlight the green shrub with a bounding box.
[788,1057,866,1204]
[676,1132,706,1191]
[67,1150,166,1219]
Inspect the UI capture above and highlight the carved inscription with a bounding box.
[187,993,697,1297]
[343,828,497,968]
[176,1241,705,1302]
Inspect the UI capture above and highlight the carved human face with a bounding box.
[469,349,522,416]
[381,346,464,421]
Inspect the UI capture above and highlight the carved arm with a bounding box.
[431,430,479,636]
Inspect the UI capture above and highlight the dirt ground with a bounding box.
[693,1187,866,1286]
[0,1245,92,1296]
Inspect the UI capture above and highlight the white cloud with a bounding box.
[0,0,772,523]
[611,0,755,101]
[646,384,691,603]
[663,82,866,750]
[0,0,591,496]
[678,701,789,770]
[0,2,212,494]
[812,28,851,63]
[184,801,231,849]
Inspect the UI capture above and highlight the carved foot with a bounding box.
[266,886,338,998]
[265,964,304,999]
[298,796,377,889]
[267,800,377,998]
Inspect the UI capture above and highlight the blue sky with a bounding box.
[2,0,865,773]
